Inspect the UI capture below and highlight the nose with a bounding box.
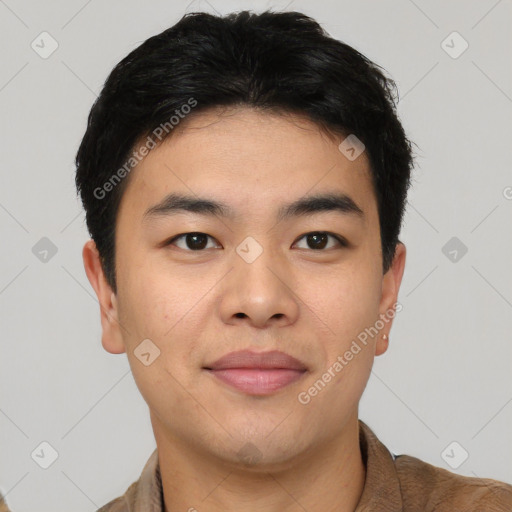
[217,248,300,329]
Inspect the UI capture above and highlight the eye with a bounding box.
[293,231,347,250]
[164,231,347,252]
[166,232,221,251]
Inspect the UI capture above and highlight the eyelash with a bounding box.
[164,231,348,251]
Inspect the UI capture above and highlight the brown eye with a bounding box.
[294,232,346,250]
[167,232,220,251]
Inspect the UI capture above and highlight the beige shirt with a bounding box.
[2,420,510,511]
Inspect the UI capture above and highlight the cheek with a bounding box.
[308,263,382,348]
[117,271,203,410]
[118,266,209,375]
[118,263,189,337]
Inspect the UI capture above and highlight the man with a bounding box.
[72,9,511,512]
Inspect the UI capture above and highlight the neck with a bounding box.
[153,412,365,512]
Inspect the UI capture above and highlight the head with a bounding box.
[77,10,412,467]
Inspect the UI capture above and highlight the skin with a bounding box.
[83,106,406,512]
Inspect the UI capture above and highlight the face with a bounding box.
[84,106,405,469]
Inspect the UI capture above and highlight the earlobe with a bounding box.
[82,240,126,355]
[375,333,389,356]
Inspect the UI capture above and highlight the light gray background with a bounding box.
[1,0,511,510]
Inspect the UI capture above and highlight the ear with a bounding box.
[82,239,126,354]
[375,242,406,356]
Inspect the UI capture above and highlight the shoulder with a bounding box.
[96,481,137,512]
[394,453,512,512]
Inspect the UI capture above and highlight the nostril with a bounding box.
[235,312,246,318]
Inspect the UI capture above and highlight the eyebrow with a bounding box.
[143,192,365,223]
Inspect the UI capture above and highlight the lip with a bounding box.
[204,350,307,395]
[206,349,307,371]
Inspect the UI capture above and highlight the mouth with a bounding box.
[203,350,308,396]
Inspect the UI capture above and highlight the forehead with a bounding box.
[118,107,377,225]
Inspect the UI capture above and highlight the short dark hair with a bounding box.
[75,10,414,293]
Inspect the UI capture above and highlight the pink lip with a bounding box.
[204,350,307,395]
[207,350,307,371]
